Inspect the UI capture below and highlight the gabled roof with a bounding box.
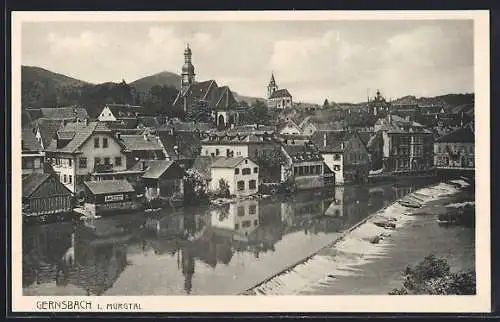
[376,115,433,134]
[34,118,65,148]
[22,173,52,197]
[436,123,474,143]
[104,104,144,118]
[211,156,252,168]
[269,89,292,99]
[119,134,164,151]
[173,80,217,106]
[158,131,202,159]
[23,173,72,199]
[22,127,43,152]
[45,121,114,153]
[132,160,178,179]
[282,143,323,162]
[84,180,135,195]
[310,130,355,153]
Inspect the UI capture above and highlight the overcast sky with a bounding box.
[21,19,474,104]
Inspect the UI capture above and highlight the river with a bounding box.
[23,178,456,296]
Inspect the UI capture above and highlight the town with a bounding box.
[22,44,475,222]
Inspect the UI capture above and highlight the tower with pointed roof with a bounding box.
[181,44,196,93]
[267,73,278,99]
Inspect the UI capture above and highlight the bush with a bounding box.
[389,254,476,295]
[215,179,230,198]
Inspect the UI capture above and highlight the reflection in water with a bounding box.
[22,180,431,295]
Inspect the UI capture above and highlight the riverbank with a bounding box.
[241,179,473,295]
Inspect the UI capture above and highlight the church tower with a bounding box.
[267,73,278,98]
[181,44,195,93]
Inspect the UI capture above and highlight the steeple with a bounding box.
[267,72,279,98]
[181,43,195,93]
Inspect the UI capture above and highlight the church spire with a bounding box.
[267,72,278,98]
[181,43,195,93]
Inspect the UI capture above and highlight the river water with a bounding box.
[23,178,468,296]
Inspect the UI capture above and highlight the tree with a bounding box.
[389,254,476,295]
[185,100,214,123]
[247,100,272,125]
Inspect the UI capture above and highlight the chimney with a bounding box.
[323,133,327,148]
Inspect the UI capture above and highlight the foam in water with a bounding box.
[246,182,462,295]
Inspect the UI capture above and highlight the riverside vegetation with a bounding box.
[389,254,476,295]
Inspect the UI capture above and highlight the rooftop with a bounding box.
[269,89,292,99]
[436,123,474,143]
[22,173,52,197]
[282,143,323,162]
[22,127,43,152]
[211,156,250,168]
[84,180,135,195]
[45,121,114,153]
[119,134,164,151]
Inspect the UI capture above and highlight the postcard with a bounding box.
[10,10,490,313]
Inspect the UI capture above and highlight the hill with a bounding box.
[130,71,182,92]
[21,66,91,109]
[131,71,265,104]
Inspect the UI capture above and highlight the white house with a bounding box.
[209,157,259,197]
[44,120,128,196]
[210,199,260,237]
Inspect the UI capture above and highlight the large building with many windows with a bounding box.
[374,114,435,175]
[434,122,474,170]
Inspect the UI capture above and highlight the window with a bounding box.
[68,159,72,167]
[79,157,87,168]
[94,157,101,165]
[334,153,341,161]
[334,165,341,171]
[226,149,231,157]
[315,165,322,174]
[103,138,108,148]
[253,167,258,173]
[298,167,304,176]
[235,168,240,175]
[234,224,239,230]
[237,206,245,216]
[242,168,251,175]
[237,180,245,191]
[254,150,259,158]
[249,180,257,190]
[63,174,67,183]
[294,167,298,175]
[104,157,110,165]
[215,149,220,156]
[115,157,122,166]
[249,204,257,214]
[94,137,100,148]
[253,220,259,226]
[69,175,72,184]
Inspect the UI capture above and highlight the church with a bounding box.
[173,45,241,129]
[266,73,293,109]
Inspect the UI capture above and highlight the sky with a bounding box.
[21,19,474,104]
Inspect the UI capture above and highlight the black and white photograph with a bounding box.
[11,10,490,312]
